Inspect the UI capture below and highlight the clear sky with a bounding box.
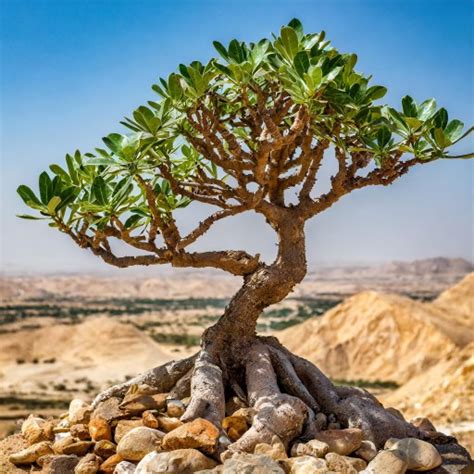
[1,0,473,274]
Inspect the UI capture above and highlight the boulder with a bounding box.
[363,449,408,473]
[89,416,112,441]
[114,420,143,443]
[74,453,102,474]
[284,455,329,473]
[313,428,363,456]
[158,416,183,433]
[94,439,117,458]
[222,415,248,441]
[355,440,378,462]
[9,441,53,465]
[385,438,442,471]
[162,418,219,455]
[166,399,186,418]
[221,453,284,473]
[42,454,80,473]
[135,449,217,474]
[69,399,92,425]
[254,436,287,461]
[116,427,163,461]
[291,439,329,458]
[114,460,137,473]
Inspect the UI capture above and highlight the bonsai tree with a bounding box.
[17,20,472,452]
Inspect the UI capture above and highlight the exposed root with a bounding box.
[89,337,423,452]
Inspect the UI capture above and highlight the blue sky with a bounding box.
[1,0,473,273]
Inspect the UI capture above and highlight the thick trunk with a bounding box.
[203,213,307,355]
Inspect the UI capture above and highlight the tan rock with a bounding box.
[119,392,167,414]
[42,454,80,473]
[157,416,183,433]
[166,399,186,418]
[114,460,138,473]
[62,440,93,456]
[142,410,159,429]
[116,426,163,461]
[222,415,248,441]
[162,418,219,455]
[284,455,329,473]
[93,439,116,458]
[385,438,442,471]
[225,396,247,416]
[291,439,329,458]
[325,452,361,472]
[254,436,287,461]
[9,441,53,465]
[92,398,126,423]
[69,399,92,425]
[70,424,91,441]
[135,449,218,474]
[21,416,52,444]
[114,419,143,443]
[314,428,363,455]
[364,449,408,473]
[99,453,123,473]
[221,453,284,473]
[89,417,112,441]
[354,440,377,462]
[232,407,256,424]
[74,453,101,474]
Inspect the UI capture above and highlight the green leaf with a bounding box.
[377,126,391,147]
[445,119,464,142]
[417,99,436,120]
[103,133,125,155]
[433,128,447,148]
[168,73,183,100]
[17,185,42,207]
[49,164,70,182]
[402,95,417,117]
[433,108,448,129]
[47,196,62,214]
[293,51,310,76]
[65,154,78,185]
[288,18,304,38]
[39,172,52,205]
[91,176,109,205]
[16,214,46,220]
[280,26,299,59]
[213,41,228,61]
[366,86,387,101]
[228,39,245,63]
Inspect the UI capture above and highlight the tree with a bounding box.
[18,19,472,453]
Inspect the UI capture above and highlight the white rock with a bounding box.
[114,460,137,473]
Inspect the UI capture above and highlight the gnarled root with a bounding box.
[90,336,422,452]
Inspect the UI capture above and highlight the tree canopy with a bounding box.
[18,19,472,274]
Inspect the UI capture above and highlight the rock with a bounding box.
[42,454,80,473]
[166,399,186,418]
[162,418,219,455]
[74,453,101,474]
[385,438,442,471]
[326,452,363,472]
[386,407,406,421]
[89,417,112,441]
[69,399,92,425]
[222,414,249,441]
[157,416,183,433]
[54,418,71,433]
[114,420,143,443]
[410,417,437,433]
[328,422,342,430]
[314,428,363,456]
[284,455,329,473]
[93,397,127,423]
[291,439,329,458]
[136,449,218,473]
[142,411,159,429]
[94,439,117,458]
[232,407,256,424]
[116,427,163,461]
[53,435,92,456]
[70,424,91,441]
[314,412,327,430]
[119,392,168,414]
[114,460,137,473]
[225,396,247,416]
[21,416,52,444]
[221,453,284,473]
[363,449,408,473]
[254,436,287,460]
[355,440,378,462]
[100,454,124,473]
[9,441,53,465]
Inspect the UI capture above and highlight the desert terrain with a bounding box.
[0,257,472,453]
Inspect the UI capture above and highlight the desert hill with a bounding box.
[379,257,473,275]
[278,274,474,384]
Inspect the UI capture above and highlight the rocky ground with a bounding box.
[1,382,472,473]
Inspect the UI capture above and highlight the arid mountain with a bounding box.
[432,272,474,321]
[378,257,473,275]
[278,274,474,384]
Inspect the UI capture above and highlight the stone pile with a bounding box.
[4,383,469,473]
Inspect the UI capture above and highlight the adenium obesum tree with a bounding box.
[18,20,472,452]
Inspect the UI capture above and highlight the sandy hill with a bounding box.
[382,342,474,424]
[432,272,474,321]
[278,275,473,384]
[0,317,174,393]
[379,257,473,275]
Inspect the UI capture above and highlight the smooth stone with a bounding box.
[355,440,378,462]
[221,453,284,473]
[362,449,408,474]
[254,435,287,461]
[9,441,53,465]
[157,416,183,433]
[70,424,91,441]
[89,416,112,441]
[69,399,92,425]
[74,453,102,474]
[166,399,186,418]
[93,397,127,423]
[53,435,92,456]
[100,454,124,473]
[326,452,364,472]
[135,449,218,474]
[94,439,117,458]
[113,460,137,473]
[114,420,143,443]
[162,418,219,455]
[385,438,442,471]
[291,439,329,458]
[42,454,79,473]
[119,392,167,414]
[314,428,363,456]
[21,416,52,444]
[116,426,164,461]
[222,415,249,442]
[284,455,329,474]
[231,407,256,424]
[142,411,159,430]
